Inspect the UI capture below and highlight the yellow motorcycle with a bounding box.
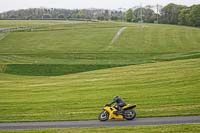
[99,104,136,121]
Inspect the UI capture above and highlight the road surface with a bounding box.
[0,116,200,130]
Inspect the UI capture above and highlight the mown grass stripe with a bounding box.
[0,64,6,73]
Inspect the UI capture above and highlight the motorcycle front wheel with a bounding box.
[124,109,136,120]
[98,111,109,121]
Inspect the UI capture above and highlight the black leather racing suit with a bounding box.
[109,96,126,111]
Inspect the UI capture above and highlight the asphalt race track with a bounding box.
[0,116,200,130]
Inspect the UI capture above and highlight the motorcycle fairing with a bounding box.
[123,104,137,110]
[104,106,123,120]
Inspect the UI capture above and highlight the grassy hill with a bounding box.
[1,22,199,54]
[0,21,199,76]
[0,20,199,122]
[109,25,200,53]
[0,58,199,122]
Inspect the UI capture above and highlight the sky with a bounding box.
[0,0,200,13]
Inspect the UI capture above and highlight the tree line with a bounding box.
[161,3,200,27]
[0,3,199,27]
[126,3,200,27]
[0,8,123,21]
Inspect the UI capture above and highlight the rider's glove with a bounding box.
[105,104,110,106]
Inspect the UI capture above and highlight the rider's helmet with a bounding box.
[113,96,119,99]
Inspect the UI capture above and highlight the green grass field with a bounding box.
[0,58,199,122]
[0,20,74,28]
[0,20,200,122]
[1,124,200,133]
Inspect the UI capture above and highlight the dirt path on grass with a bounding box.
[110,27,127,44]
[0,116,200,130]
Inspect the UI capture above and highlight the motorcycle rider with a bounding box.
[107,96,127,114]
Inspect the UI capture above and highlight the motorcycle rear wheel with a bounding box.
[99,111,109,121]
[124,109,136,120]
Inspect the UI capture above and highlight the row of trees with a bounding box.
[0,3,199,26]
[126,8,157,23]
[161,3,200,27]
[0,8,123,21]
[126,3,200,27]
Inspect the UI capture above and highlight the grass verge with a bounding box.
[0,124,200,133]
